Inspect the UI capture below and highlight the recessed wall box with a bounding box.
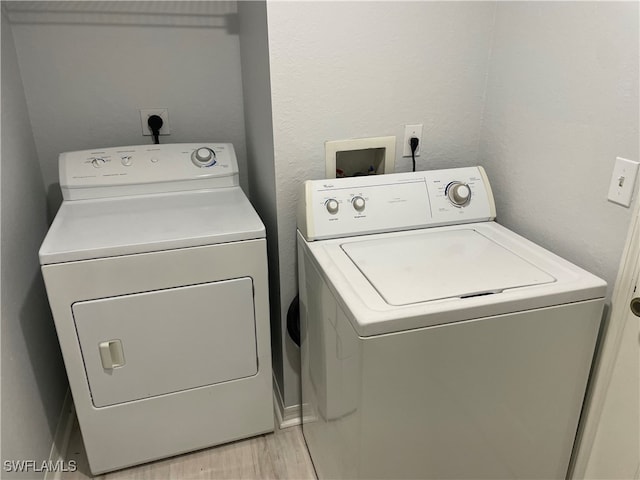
[325,136,396,178]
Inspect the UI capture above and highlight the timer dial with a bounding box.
[446,181,471,207]
[191,147,216,167]
[325,199,339,215]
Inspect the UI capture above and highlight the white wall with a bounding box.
[1,7,68,474]
[237,2,283,398]
[479,1,639,296]
[265,1,498,406]
[6,1,248,215]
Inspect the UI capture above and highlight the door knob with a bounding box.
[630,297,640,317]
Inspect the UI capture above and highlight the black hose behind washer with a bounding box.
[286,294,300,347]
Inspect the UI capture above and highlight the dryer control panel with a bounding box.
[298,167,496,241]
[59,143,239,200]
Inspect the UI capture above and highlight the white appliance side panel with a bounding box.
[299,248,362,480]
[73,278,257,408]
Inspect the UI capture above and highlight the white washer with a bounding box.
[39,143,273,475]
[297,167,606,479]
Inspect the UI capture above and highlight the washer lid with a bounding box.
[341,229,556,305]
[39,187,265,264]
[301,222,607,337]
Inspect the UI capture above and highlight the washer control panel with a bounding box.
[59,143,238,200]
[299,167,496,241]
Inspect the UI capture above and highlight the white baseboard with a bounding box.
[45,389,75,480]
[272,376,302,429]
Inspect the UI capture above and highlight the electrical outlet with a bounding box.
[402,124,423,157]
[140,108,171,136]
[607,157,639,207]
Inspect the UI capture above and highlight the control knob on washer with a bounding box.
[352,196,366,212]
[191,147,216,167]
[446,182,471,207]
[325,199,339,215]
[91,157,106,168]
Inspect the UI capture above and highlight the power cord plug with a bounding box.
[410,136,419,172]
[147,115,163,145]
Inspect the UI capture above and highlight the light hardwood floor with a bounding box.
[63,417,317,480]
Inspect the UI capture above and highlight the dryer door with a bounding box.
[73,277,257,407]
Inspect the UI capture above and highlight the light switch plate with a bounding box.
[608,157,639,207]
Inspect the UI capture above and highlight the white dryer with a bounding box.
[39,143,273,474]
[297,167,606,479]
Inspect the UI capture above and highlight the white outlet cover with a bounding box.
[140,108,171,136]
[607,156,639,207]
[402,124,423,157]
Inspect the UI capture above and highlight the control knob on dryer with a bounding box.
[192,147,216,167]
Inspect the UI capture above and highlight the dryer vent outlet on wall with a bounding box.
[325,136,396,178]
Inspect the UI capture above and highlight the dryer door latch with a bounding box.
[99,340,126,369]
